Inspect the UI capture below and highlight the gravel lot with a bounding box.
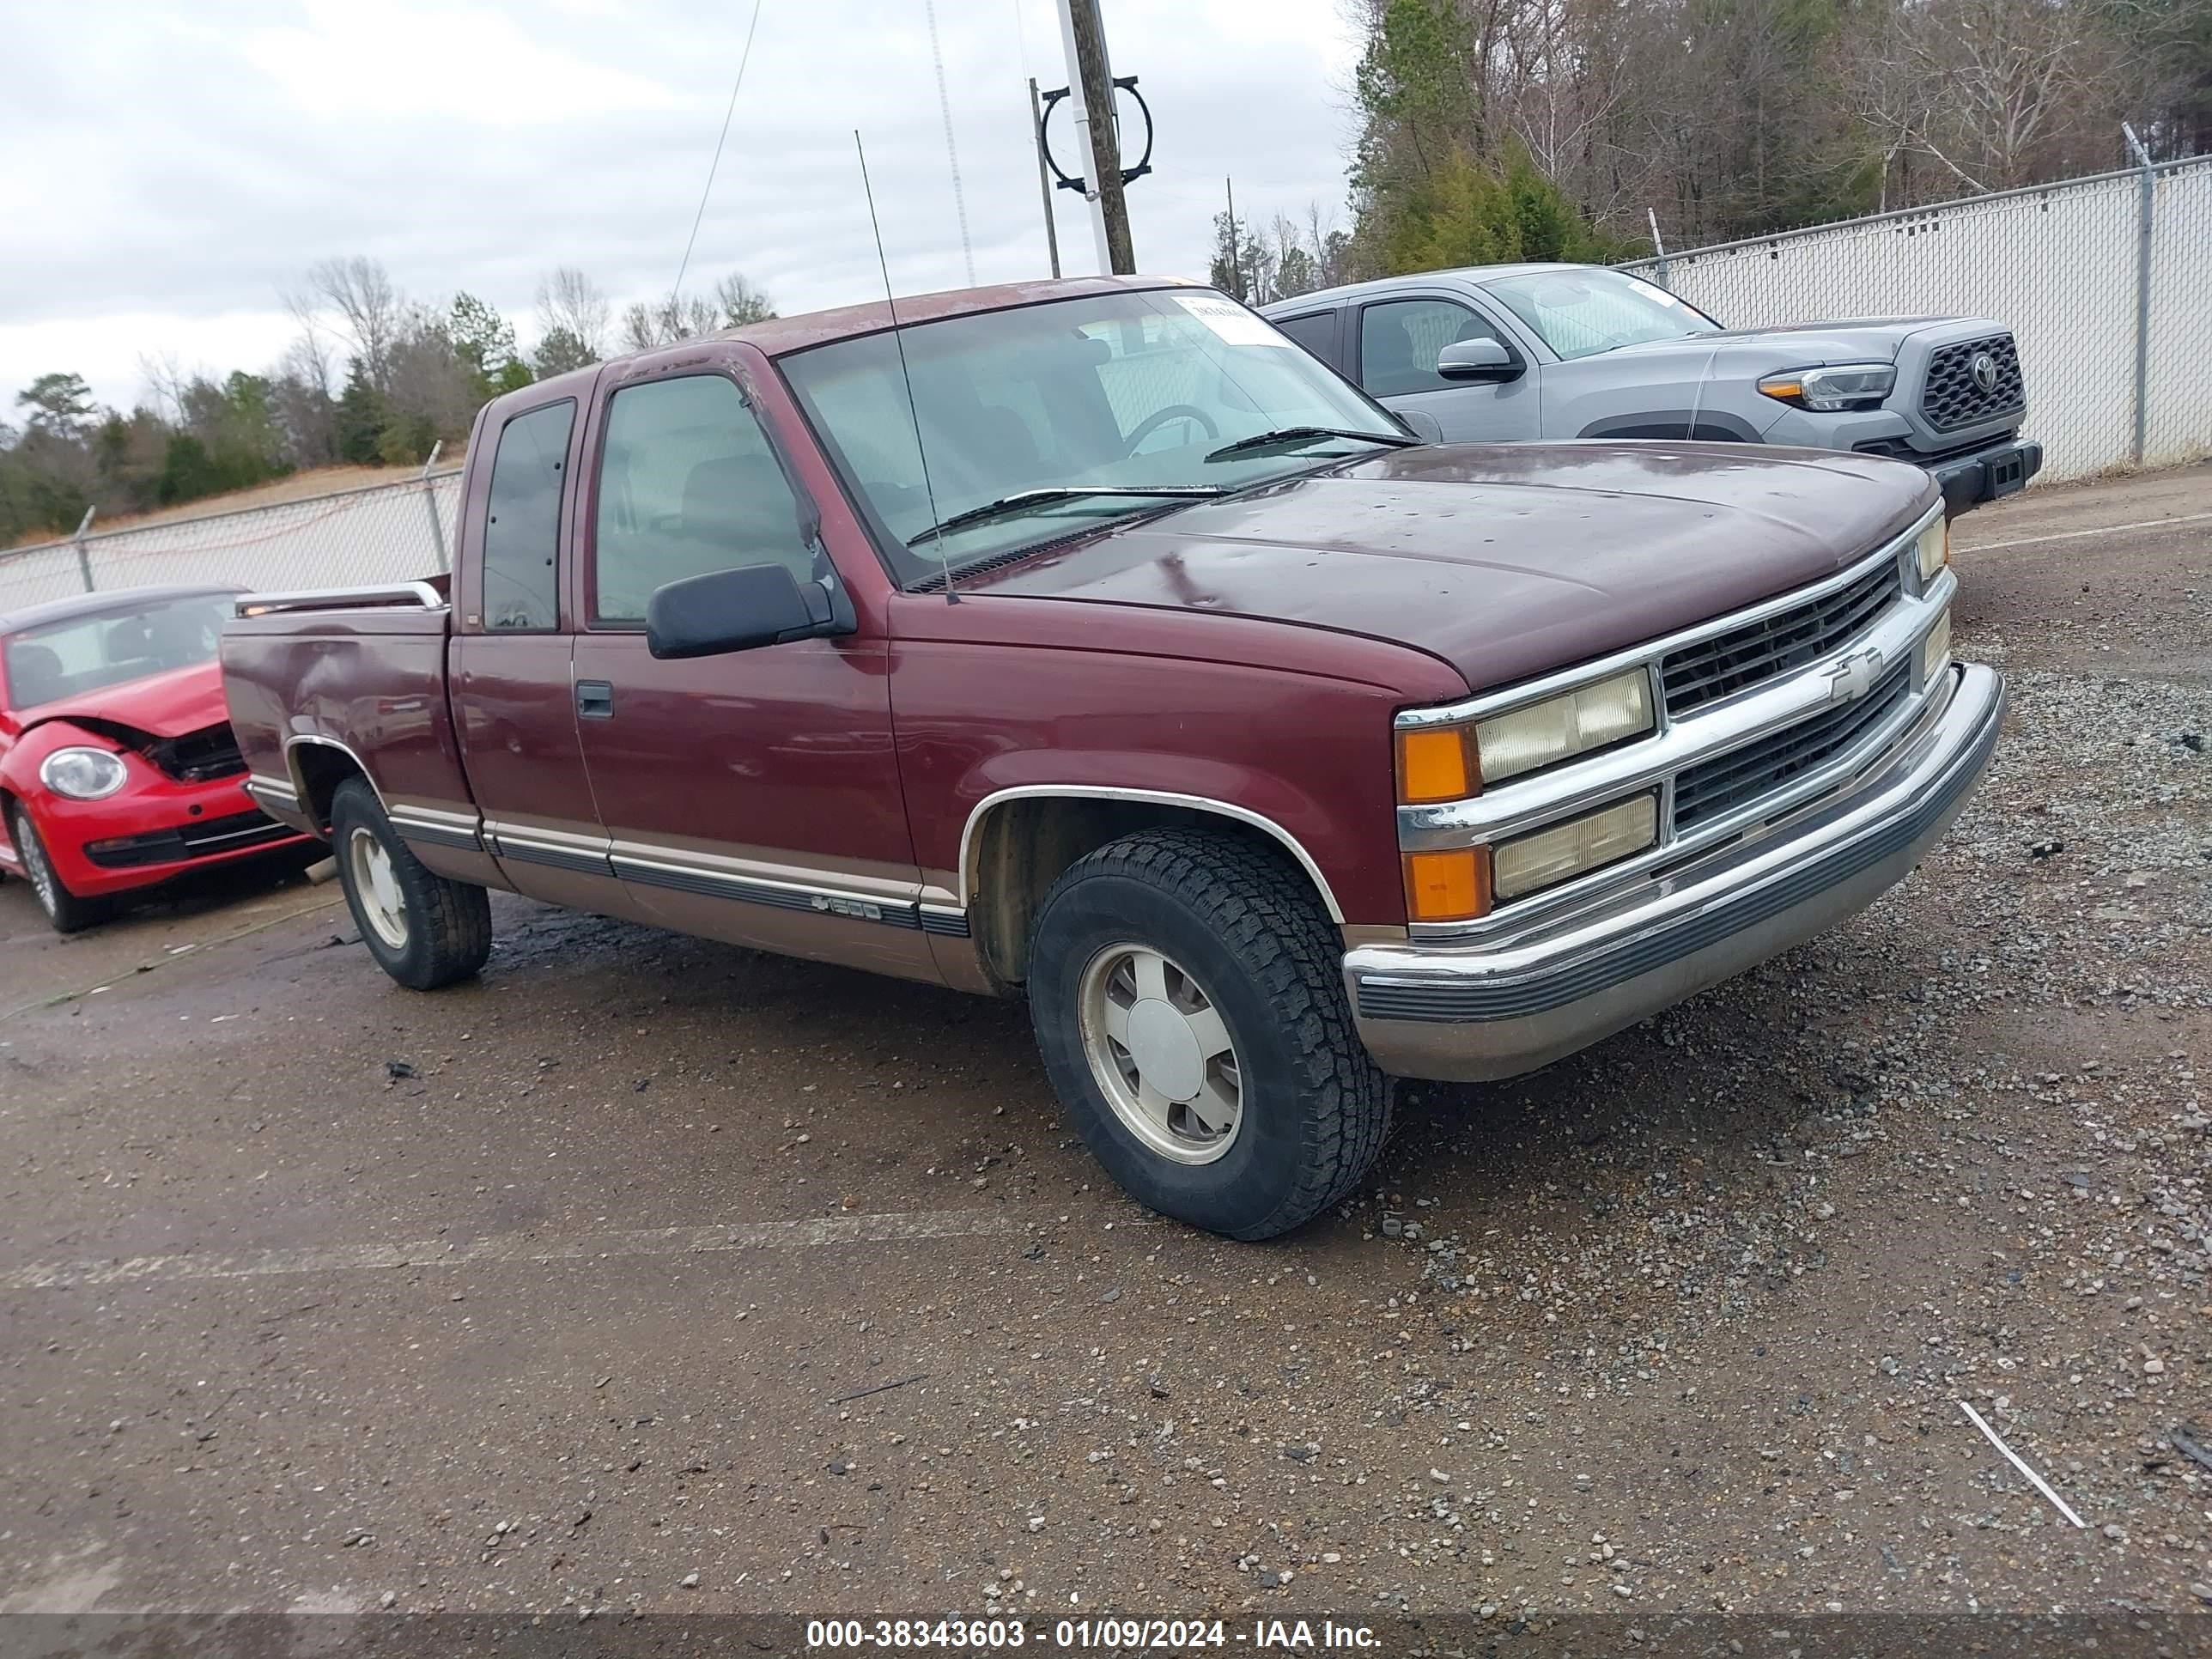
[0,465,2206,1634]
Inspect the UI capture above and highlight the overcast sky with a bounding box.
[0,0,1364,416]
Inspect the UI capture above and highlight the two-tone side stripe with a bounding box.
[389,805,485,854]
[471,830,969,939]
[611,854,928,929]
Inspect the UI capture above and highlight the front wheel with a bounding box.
[9,804,113,934]
[329,778,491,990]
[1026,828,1391,1240]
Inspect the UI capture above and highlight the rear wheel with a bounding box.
[9,804,113,934]
[1026,828,1392,1241]
[329,778,490,990]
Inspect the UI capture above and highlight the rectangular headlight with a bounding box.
[1919,607,1952,687]
[1916,517,1949,584]
[1474,668,1654,786]
[1757,362,1896,411]
[1492,793,1658,902]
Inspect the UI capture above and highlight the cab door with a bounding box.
[567,366,933,982]
[449,392,632,915]
[1355,293,1541,441]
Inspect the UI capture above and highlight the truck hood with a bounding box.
[1608,316,1982,367]
[16,660,231,740]
[964,442,1935,694]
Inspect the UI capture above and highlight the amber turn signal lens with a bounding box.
[1396,727,1475,804]
[1403,848,1492,922]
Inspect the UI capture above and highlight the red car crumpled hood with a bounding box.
[18,661,230,738]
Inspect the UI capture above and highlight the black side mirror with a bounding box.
[646,562,847,659]
[1437,337,1522,383]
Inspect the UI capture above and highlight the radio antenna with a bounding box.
[854,130,957,604]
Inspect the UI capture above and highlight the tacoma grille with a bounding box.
[1661,559,1901,715]
[1673,660,1911,830]
[143,724,246,783]
[1921,335,2024,432]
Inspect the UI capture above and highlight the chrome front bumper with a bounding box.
[1346,660,2005,1082]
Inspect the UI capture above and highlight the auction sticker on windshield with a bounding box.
[1175,293,1285,348]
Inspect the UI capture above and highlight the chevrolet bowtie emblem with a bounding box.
[1826,648,1884,703]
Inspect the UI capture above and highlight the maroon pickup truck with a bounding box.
[222,275,2003,1240]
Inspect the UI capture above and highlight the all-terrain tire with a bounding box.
[1026,827,1392,1240]
[329,778,491,990]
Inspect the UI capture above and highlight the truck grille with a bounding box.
[1921,335,2024,432]
[143,724,247,783]
[1673,660,1911,830]
[1661,559,1901,716]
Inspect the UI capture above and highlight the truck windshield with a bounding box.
[1480,269,1720,361]
[3,592,234,710]
[779,288,1407,584]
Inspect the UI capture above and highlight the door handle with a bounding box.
[576,680,614,720]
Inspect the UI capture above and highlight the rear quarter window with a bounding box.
[481,400,575,631]
[1272,311,1337,366]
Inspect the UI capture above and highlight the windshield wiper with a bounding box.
[907,486,1230,547]
[1204,425,1416,463]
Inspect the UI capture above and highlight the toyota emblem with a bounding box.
[1970,351,1998,394]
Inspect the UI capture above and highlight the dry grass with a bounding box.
[9,454,469,551]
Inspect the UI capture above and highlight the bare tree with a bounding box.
[299,256,404,391]
[137,349,191,424]
[618,294,721,352]
[1905,0,2137,191]
[534,265,611,358]
[385,314,477,435]
[712,270,776,327]
[270,333,339,466]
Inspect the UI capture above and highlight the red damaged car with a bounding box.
[0,584,312,933]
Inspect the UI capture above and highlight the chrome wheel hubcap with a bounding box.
[1079,943,1243,1164]
[347,827,409,949]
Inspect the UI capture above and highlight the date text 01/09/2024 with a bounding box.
[802,1618,1382,1650]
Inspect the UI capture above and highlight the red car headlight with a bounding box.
[40,747,130,800]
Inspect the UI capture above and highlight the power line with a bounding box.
[672,0,767,304]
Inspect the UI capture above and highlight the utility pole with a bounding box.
[1028,78,1062,279]
[1056,0,1134,274]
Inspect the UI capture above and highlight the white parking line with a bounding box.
[0,1206,1083,1292]
[1959,508,2212,554]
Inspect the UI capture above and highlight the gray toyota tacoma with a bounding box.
[1262,263,2039,515]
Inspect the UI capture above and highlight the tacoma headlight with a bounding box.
[1757,362,1896,412]
[40,746,130,800]
[1916,516,1950,584]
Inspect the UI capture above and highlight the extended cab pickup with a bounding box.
[222,274,2005,1240]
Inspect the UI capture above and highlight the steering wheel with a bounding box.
[1123,404,1219,454]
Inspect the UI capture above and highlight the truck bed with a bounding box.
[221,580,474,842]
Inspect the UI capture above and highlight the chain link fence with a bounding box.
[0,467,461,616]
[1626,153,2212,484]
